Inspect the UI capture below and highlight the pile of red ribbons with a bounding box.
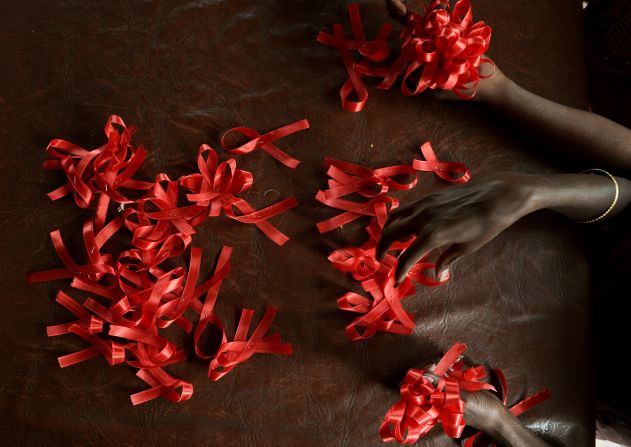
[317,142,470,340]
[28,115,306,404]
[380,342,551,445]
[317,0,493,112]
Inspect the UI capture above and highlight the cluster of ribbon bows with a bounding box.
[318,0,494,112]
[380,342,551,445]
[317,141,470,340]
[28,115,307,404]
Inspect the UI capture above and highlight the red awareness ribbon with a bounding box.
[413,141,471,183]
[316,157,424,233]
[220,119,309,169]
[29,115,295,405]
[380,343,551,445]
[180,144,297,245]
[207,307,294,381]
[380,342,496,444]
[317,3,393,112]
[44,115,152,208]
[130,367,193,406]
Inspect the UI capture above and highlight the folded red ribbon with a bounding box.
[29,115,296,405]
[380,343,550,444]
[220,119,309,169]
[318,1,494,110]
[317,3,393,112]
[381,0,493,99]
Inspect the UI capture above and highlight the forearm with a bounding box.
[518,173,631,222]
[487,413,553,447]
[481,77,631,173]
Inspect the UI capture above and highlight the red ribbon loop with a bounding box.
[220,119,309,169]
[318,1,493,109]
[317,3,393,112]
[380,343,496,444]
[181,145,297,245]
[413,141,471,183]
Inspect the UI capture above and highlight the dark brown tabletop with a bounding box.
[0,0,592,446]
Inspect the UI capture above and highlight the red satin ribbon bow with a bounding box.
[318,1,493,110]
[316,157,421,233]
[220,119,309,169]
[382,0,494,99]
[380,343,551,445]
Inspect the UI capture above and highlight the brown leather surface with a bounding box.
[0,1,592,446]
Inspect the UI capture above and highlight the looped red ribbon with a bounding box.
[180,144,297,245]
[44,115,152,208]
[220,119,309,169]
[30,115,296,405]
[317,3,393,112]
[413,141,471,183]
[207,307,294,381]
[316,157,424,233]
[318,1,493,109]
[380,342,496,444]
[130,367,194,405]
[380,342,551,445]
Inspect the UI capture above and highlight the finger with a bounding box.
[395,235,439,284]
[434,243,470,279]
[385,0,407,24]
[376,216,413,260]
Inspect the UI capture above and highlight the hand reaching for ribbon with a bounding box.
[376,174,536,284]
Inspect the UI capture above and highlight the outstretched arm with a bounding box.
[385,0,631,173]
[377,172,631,283]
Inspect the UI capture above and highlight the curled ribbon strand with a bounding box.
[220,119,309,169]
[29,115,295,405]
[318,1,494,110]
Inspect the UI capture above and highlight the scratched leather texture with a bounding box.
[0,1,592,446]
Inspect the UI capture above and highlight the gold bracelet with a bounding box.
[577,168,619,224]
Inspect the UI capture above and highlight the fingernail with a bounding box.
[439,269,450,282]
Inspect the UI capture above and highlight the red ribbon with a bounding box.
[316,157,423,233]
[382,0,493,99]
[29,115,295,405]
[413,141,471,183]
[380,343,495,444]
[180,144,298,245]
[318,1,494,110]
[317,3,393,112]
[220,119,309,169]
[44,115,153,208]
[380,342,551,445]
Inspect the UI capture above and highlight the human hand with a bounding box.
[376,173,538,284]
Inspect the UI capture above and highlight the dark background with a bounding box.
[0,1,594,446]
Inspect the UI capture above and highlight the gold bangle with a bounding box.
[577,168,619,224]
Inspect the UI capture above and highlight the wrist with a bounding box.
[477,70,512,105]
